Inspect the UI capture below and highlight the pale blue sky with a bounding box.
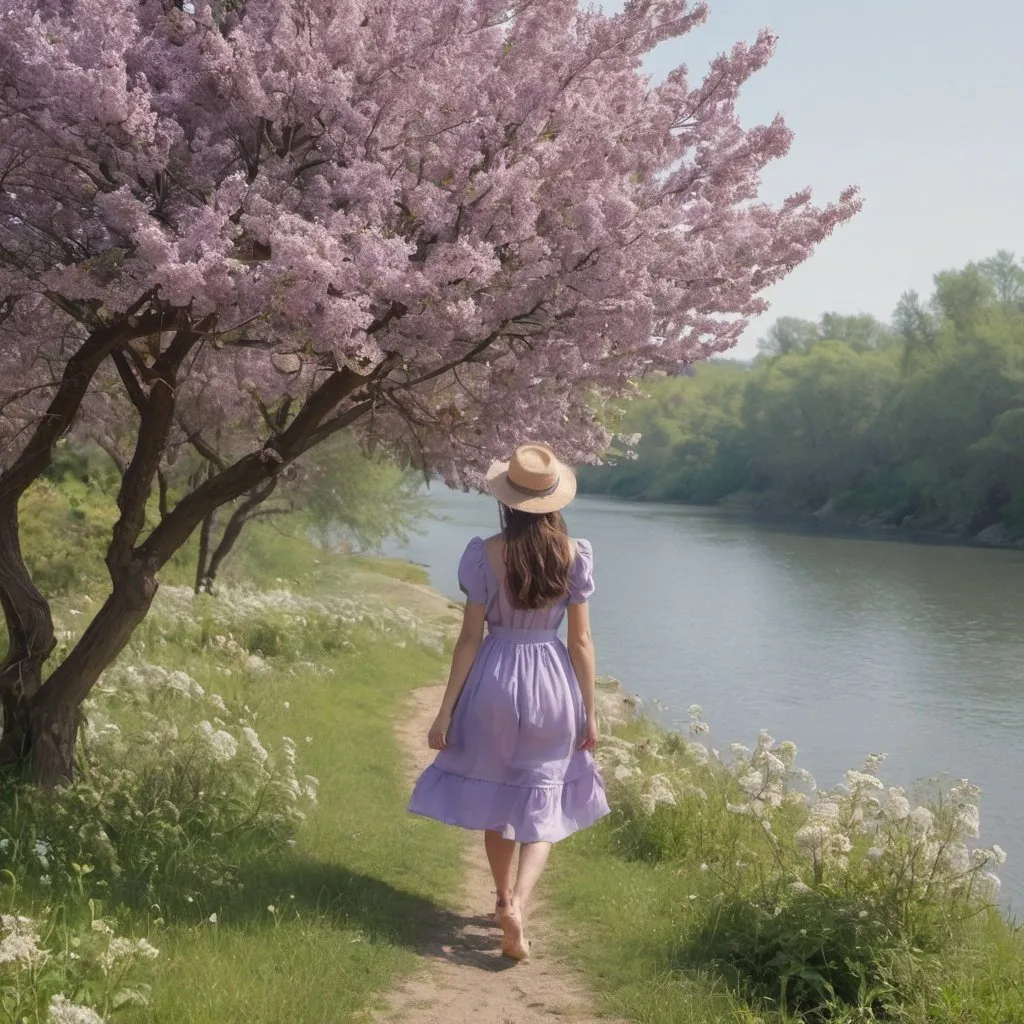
[608,1,1023,357]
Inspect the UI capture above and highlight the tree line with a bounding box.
[579,252,1024,542]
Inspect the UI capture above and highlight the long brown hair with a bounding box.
[499,504,573,610]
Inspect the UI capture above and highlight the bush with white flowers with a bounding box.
[596,704,1008,1017]
[0,911,157,1024]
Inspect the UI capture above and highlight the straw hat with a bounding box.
[485,443,577,514]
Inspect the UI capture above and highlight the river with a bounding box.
[384,487,1024,903]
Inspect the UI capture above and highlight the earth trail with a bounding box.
[373,684,626,1024]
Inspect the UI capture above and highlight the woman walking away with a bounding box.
[408,443,610,962]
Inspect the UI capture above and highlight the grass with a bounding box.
[546,713,1024,1024]
[8,477,466,1024]
[128,627,462,1024]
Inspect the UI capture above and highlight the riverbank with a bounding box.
[577,487,1024,552]
[547,704,1024,1024]
[6,505,1023,1023]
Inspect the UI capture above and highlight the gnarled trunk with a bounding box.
[28,563,158,786]
[0,499,56,776]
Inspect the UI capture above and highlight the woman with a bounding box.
[408,443,610,961]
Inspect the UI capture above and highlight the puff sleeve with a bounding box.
[567,539,595,605]
[457,537,488,605]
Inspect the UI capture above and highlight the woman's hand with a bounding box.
[428,711,452,750]
[578,714,599,752]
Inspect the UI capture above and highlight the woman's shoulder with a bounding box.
[570,537,593,560]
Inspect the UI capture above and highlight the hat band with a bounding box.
[505,473,561,499]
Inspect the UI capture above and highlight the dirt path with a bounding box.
[374,685,627,1024]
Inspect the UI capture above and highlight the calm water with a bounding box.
[385,488,1024,903]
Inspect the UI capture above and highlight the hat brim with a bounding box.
[485,460,577,514]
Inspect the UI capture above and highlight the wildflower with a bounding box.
[908,806,935,838]
[739,771,764,799]
[0,927,46,966]
[208,913,218,924]
[992,844,1008,866]
[939,844,971,873]
[90,919,113,936]
[267,905,276,914]
[47,995,105,1024]
[808,800,840,824]
[844,769,884,793]
[954,802,980,839]
[100,936,157,973]
[776,740,798,767]
[789,881,811,894]
[795,823,831,856]
[883,788,911,821]
[199,721,237,762]
[241,726,269,765]
[978,871,1002,900]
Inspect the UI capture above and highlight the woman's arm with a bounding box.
[567,601,598,751]
[427,601,487,749]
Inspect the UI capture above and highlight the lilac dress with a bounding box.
[407,537,610,843]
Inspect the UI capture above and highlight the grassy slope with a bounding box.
[132,540,464,1024]
[18,480,465,1023]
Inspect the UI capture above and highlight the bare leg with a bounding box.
[484,830,516,910]
[513,840,552,924]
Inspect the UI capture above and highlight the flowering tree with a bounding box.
[0,0,859,784]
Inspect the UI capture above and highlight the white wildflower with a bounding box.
[90,919,113,936]
[99,937,135,973]
[844,769,884,793]
[208,913,218,924]
[939,843,971,874]
[977,871,1002,900]
[954,802,980,839]
[992,844,1008,866]
[794,823,831,856]
[47,995,106,1024]
[789,881,811,894]
[739,771,764,798]
[199,721,237,762]
[809,800,841,824]
[883,788,911,821]
[908,806,935,838]
[0,928,45,966]
[241,726,269,765]
[776,740,798,767]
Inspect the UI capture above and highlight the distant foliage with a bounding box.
[581,252,1024,540]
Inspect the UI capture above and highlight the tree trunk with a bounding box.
[28,568,157,786]
[194,509,215,595]
[28,691,80,788]
[202,479,280,593]
[0,686,33,775]
[0,500,55,775]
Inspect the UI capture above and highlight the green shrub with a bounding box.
[594,706,1008,1020]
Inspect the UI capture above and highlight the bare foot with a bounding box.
[498,904,530,961]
